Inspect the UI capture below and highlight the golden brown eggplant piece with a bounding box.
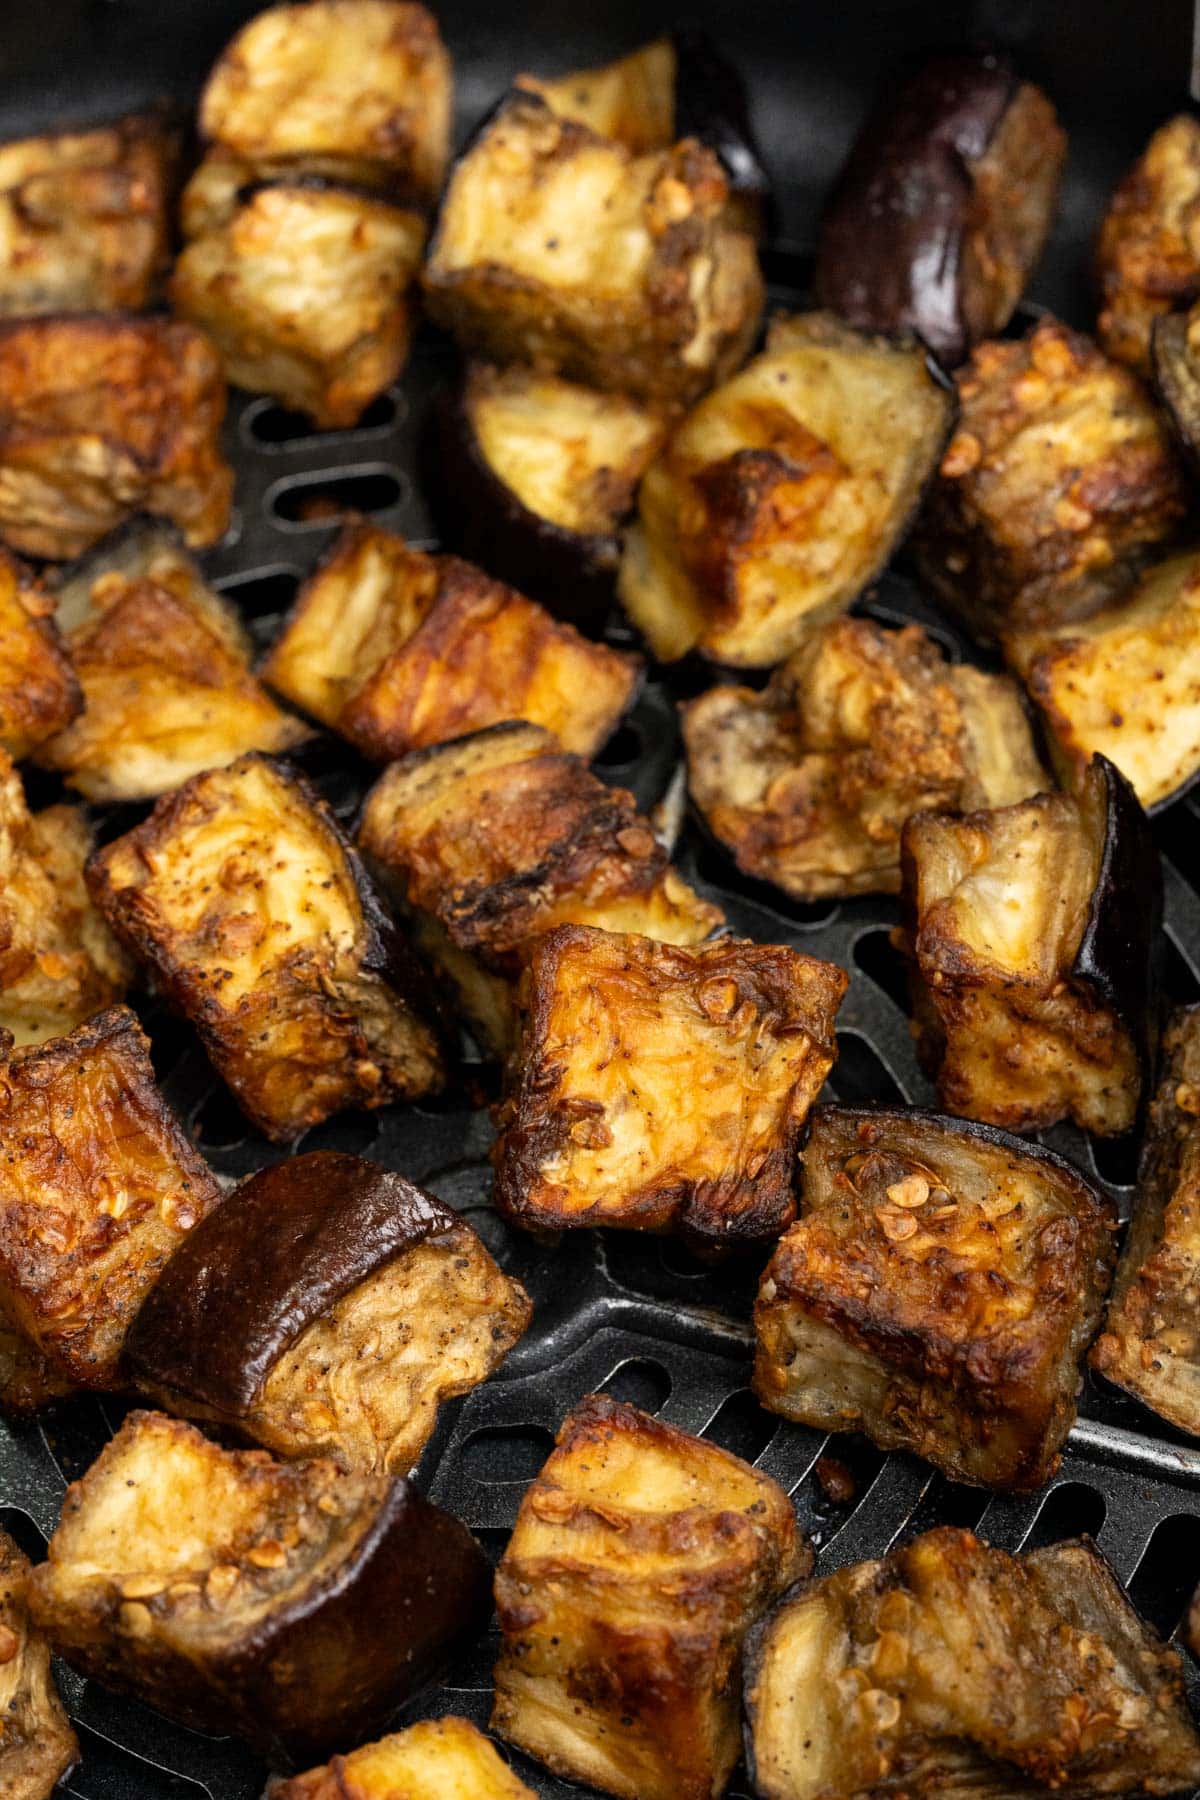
[0,315,233,560]
[1097,114,1200,377]
[0,548,79,760]
[618,310,955,666]
[271,1718,537,1799]
[492,923,846,1254]
[897,756,1161,1136]
[745,1527,1200,1800]
[422,90,763,404]
[263,519,640,759]
[358,721,723,1055]
[492,1393,809,1800]
[27,1410,491,1769]
[171,180,426,428]
[0,110,176,317]
[1091,1005,1200,1431]
[124,1151,531,1473]
[198,0,452,208]
[754,1105,1115,1490]
[915,317,1186,643]
[0,1007,220,1395]
[683,617,1045,901]
[87,754,444,1143]
[36,522,308,802]
[0,1527,78,1798]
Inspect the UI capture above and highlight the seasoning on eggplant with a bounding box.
[0,1007,220,1397]
[0,1527,78,1798]
[0,315,233,560]
[491,1393,810,1800]
[34,522,308,802]
[197,0,452,209]
[27,1409,491,1769]
[358,721,723,1056]
[1091,1005,1200,1431]
[171,181,426,428]
[914,317,1186,644]
[897,755,1161,1137]
[1097,114,1200,377]
[0,109,177,317]
[1005,547,1200,812]
[683,617,1045,901]
[263,518,640,760]
[124,1151,531,1473]
[421,90,763,405]
[617,311,954,666]
[815,55,1065,366]
[754,1105,1115,1490]
[270,1718,537,1800]
[437,362,675,629]
[744,1526,1200,1800]
[492,923,846,1254]
[0,548,80,759]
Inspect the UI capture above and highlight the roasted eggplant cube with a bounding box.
[124,1150,531,1473]
[421,91,763,405]
[1006,548,1200,812]
[492,1393,809,1800]
[198,0,452,208]
[36,524,308,802]
[915,317,1187,643]
[1153,298,1200,474]
[618,310,954,667]
[0,316,233,560]
[0,1527,78,1797]
[0,547,79,759]
[1097,114,1200,377]
[358,721,723,1055]
[754,1106,1115,1490]
[898,756,1161,1136]
[816,56,1064,366]
[745,1526,1200,1800]
[683,617,1045,902]
[0,1007,220,1391]
[27,1410,491,1769]
[0,109,175,317]
[1092,1005,1200,1431]
[492,924,846,1253]
[438,362,674,629]
[87,754,444,1143]
[171,182,426,429]
[272,1718,536,1800]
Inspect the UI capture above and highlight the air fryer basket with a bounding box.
[7,3,1200,1796]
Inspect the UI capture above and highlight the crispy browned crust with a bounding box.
[754,1106,1115,1490]
[0,1007,221,1390]
[915,317,1186,642]
[492,1393,810,1800]
[27,1410,491,1768]
[1097,114,1200,376]
[271,1718,537,1799]
[87,753,444,1142]
[0,314,233,559]
[0,546,80,759]
[492,923,846,1253]
[0,1527,78,1796]
[422,92,763,404]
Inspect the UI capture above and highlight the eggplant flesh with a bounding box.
[1097,113,1200,377]
[0,1527,78,1797]
[1153,303,1200,474]
[272,1718,537,1799]
[0,547,79,760]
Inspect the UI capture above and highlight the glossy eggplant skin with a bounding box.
[670,28,772,237]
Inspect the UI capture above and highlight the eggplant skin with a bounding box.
[0,1526,78,1798]
[0,315,233,560]
[87,753,445,1143]
[271,1718,537,1799]
[0,547,80,760]
[682,616,1045,902]
[815,56,1064,366]
[27,1410,492,1769]
[754,1105,1115,1491]
[1097,114,1200,377]
[915,316,1187,643]
[492,924,846,1254]
[491,1393,810,1800]
[744,1526,1200,1800]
